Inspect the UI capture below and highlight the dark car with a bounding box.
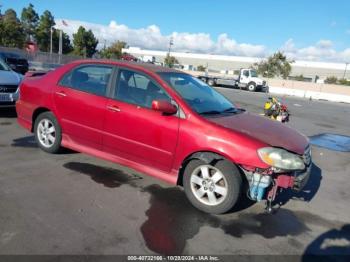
[0,52,29,75]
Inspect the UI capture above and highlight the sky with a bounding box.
[3,0,350,62]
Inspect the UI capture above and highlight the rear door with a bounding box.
[53,64,114,149]
[103,68,180,172]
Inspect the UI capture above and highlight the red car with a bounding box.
[121,53,138,62]
[16,60,312,214]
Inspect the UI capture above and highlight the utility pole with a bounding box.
[343,62,349,79]
[168,37,174,56]
[58,29,63,64]
[50,26,53,54]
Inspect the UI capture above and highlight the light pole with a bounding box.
[50,26,53,54]
[168,37,174,56]
[58,29,63,64]
[343,62,349,79]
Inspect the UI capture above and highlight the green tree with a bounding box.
[35,10,55,52]
[294,74,305,81]
[0,8,3,44]
[73,26,98,58]
[0,9,25,48]
[338,78,350,86]
[100,41,128,59]
[197,65,206,72]
[324,76,338,84]
[21,3,39,41]
[164,54,179,68]
[254,52,293,79]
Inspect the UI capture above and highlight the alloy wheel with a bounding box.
[190,164,228,206]
[37,118,56,148]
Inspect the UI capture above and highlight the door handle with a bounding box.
[55,91,67,97]
[107,105,121,112]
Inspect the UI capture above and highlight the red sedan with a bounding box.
[16,60,311,214]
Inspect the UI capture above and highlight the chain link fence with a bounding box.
[0,46,82,70]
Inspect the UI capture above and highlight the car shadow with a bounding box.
[302,224,350,261]
[11,136,78,154]
[62,161,333,255]
[11,136,37,148]
[0,107,17,118]
[274,163,322,207]
[63,162,142,188]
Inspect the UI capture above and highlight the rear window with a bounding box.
[60,65,113,97]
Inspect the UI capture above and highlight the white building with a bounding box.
[123,47,350,80]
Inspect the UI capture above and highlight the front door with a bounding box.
[240,69,250,84]
[103,68,179,172]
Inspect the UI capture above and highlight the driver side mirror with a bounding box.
[151,100,178,115]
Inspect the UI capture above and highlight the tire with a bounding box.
[183,159,242,214]
[208,79,215,86]
[247,82,256,92]
[34,111,62,154]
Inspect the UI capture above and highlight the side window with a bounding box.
[60,65,112,96]
[243,70,249,77]
[115,69,171,108]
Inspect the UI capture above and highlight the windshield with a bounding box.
[159,72,236,115]
[250,70,258,77]
[0,59,10,71]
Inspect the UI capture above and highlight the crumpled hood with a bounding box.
[0,70,22,85]
[208,112,309,155]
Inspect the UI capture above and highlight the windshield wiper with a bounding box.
[200,107,239,115]
[199,110,222,115]
[221,107,237,113]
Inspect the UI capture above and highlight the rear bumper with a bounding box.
[17,115,32,131]
[15,100,33,132]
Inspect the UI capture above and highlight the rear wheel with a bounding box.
[34,112,62,154]
[183,159,242,214]
[208,78,215,86]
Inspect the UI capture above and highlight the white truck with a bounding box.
[197,68,268,92]
[138,55,156,63]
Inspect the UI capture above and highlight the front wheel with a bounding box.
[247,82,256,92]
[34,111,62,154]
[183,159,242,214]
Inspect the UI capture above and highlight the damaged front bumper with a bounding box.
[240,162,312,204]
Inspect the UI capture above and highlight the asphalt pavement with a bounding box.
[0,88,350,257]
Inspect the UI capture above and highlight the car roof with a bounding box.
[0,52,17,56]
[71,59,183,74]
